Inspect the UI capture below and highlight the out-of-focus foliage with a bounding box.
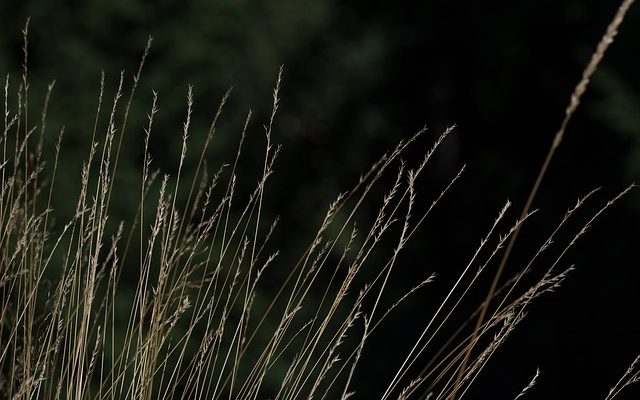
[593,69,640,180]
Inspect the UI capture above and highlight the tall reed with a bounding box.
[1,1,638,399]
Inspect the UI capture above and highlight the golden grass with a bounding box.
[1,2,639,398]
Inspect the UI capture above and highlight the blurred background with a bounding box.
[1,0,639,398]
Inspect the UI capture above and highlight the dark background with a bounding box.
[1,1,639,398]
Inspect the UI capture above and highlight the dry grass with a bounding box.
[1,2,638,399]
